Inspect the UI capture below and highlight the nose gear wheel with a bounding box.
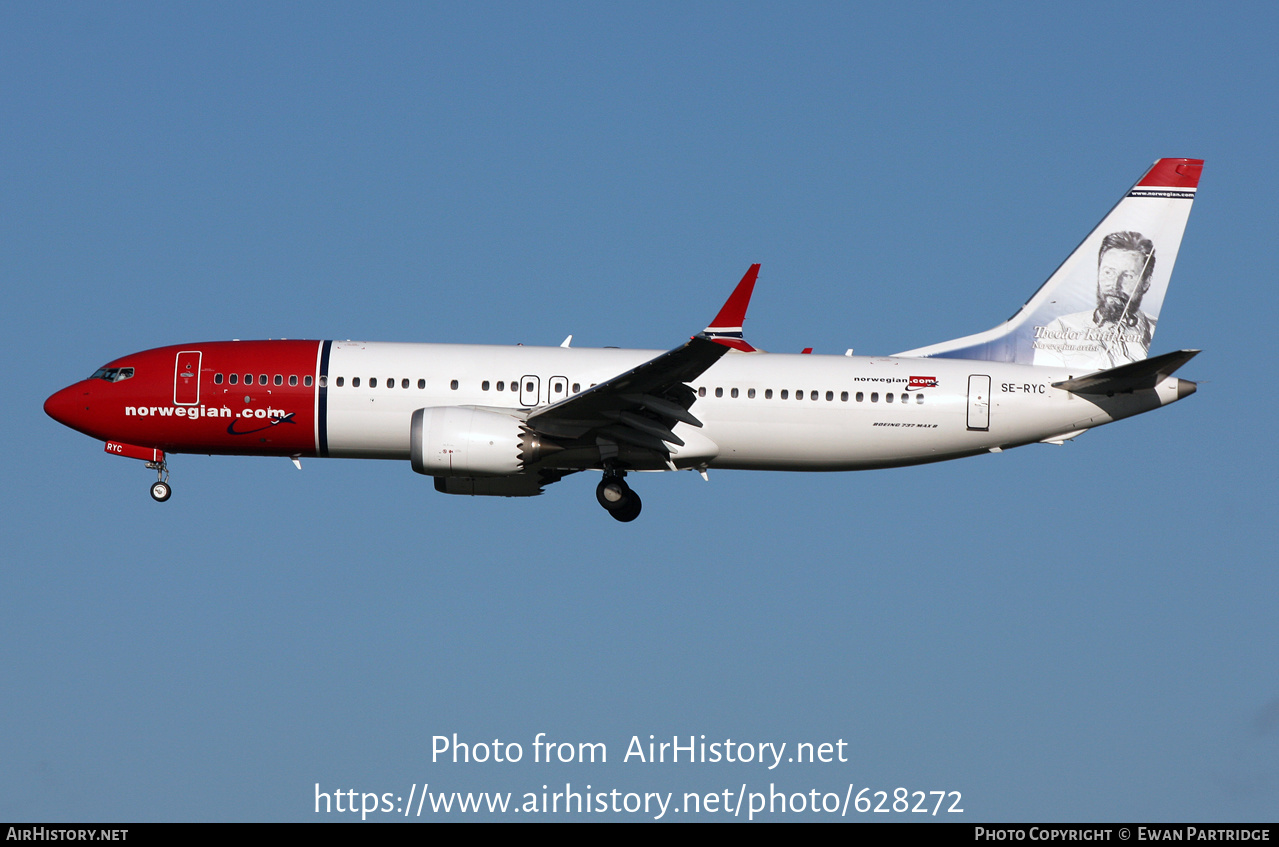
[146,458,171,502]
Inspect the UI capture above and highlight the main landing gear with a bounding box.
[146,457,171,502]
[596,466,641,522]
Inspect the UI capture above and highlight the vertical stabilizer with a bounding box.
[897,158,1202,370]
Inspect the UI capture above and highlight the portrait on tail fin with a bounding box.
[1032,231,1158,369]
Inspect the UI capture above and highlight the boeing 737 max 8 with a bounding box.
[45,158,1203,521]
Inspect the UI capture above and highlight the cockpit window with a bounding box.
[89,367,135,383]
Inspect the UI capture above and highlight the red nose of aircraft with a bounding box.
[44,383,91,433]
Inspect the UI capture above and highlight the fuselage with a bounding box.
[44,338,1186,473]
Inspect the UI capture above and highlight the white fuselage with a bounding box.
[323,341,1178,469]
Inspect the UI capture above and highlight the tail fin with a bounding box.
[897,158,1202,370]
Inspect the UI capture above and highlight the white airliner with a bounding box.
[45,158,1202,521]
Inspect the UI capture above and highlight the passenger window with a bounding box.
[856,391,864,402]
[841,391,848,401]
[871,392,878,402]
[243,374,252,384]
[482,381,490,391]
[370,378,378,388]
[451,380,459,390]
[274,375,283,386]
[813,391,820,401]
[916,394,924,404]
[765,389,773,399]
[289,375,298,386]
[229,374,238,385]
[259,374,267,385]
[402,379,409,389]
[731,388,739,398]
[747,388,756,399]
[336,377,345,387]
[781,390,789,399]
[353,377,361,388]
[418,379,425,389]
[698,387,706,397]
[496,381,504,391]
[573,383,580,393]
[826,391,833,401]
[715,387,723,398]
[525,381,534,392]
[214,373,223,384]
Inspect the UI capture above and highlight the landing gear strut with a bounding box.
[596,466,641,522]
[146,457,171,502]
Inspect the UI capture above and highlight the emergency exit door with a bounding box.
[519,375,540,407]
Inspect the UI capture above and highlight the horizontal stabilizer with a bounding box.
[1053,349,1199,395]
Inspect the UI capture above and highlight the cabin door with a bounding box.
[174,351,202,406]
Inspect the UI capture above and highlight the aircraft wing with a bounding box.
[525,265,760,459]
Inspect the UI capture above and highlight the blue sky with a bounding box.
[5,2,1277,821]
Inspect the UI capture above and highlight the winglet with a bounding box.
[700,264,760,352]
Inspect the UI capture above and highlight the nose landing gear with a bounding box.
[596,467,641,522]
[146,457,171,502]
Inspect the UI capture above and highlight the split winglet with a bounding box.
[699,264,760,352]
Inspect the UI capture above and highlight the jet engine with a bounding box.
[410,407,556,477]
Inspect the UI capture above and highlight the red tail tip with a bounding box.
[1138,158,1203,188]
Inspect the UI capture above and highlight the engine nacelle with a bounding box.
[410,407,553,477]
